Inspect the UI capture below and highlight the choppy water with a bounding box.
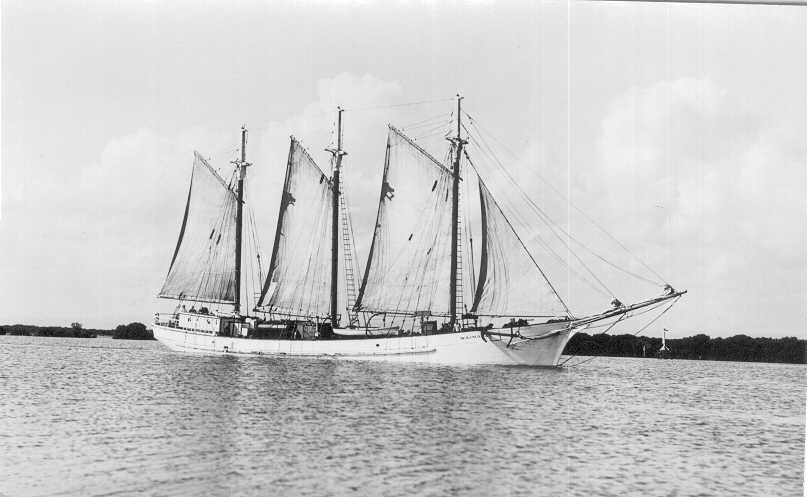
[1,335,803,497]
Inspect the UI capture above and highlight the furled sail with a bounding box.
[355,126,455,315]
[470,179,569,317]
[160,152,238,303]
[257,138,334,317]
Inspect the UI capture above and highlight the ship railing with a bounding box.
[154,313,179,328]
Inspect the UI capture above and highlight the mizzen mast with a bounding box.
[449,95,467,331]
[234,125,250,315]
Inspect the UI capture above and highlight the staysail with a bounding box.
[469,178,569,317]
[355,126,455,315]
[257,138,334,318]
[160,152,238,303]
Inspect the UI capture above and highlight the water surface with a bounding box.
[1,335,803,496]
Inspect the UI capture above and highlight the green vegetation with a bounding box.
[566,332,806,364]
[0,322,154,340]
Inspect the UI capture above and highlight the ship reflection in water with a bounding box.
[1,336,803,497]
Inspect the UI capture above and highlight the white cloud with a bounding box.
[457,77,806,335]
[0,73,421,328]
[2,72,804,336]
[593,78,807,335]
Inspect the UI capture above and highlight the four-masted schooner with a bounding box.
[153,96,686,366]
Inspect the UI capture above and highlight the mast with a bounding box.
[234,125,249,315]
[449,95,467,330]
[329,107,346,327]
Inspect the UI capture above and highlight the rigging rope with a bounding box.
[399,112,454,131]
[563,296,682,368]
[464,151,572,316]
[558,314,626,367]
[344,97,456,112]
[463,123,617,299]
[463,109,670,287]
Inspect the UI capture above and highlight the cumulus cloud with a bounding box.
[2,73,803,336]
[456,77,805,335]
[597,79,806,264]
[562,78,803,334]
[0,73,447,327]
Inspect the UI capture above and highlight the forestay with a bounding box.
[257,138,334,318]
[356,126,454,315]
[160,152,238,303]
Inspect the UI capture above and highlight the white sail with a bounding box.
[257,138,334,318]
[356,126,455,315]
[159,152,238,304]
[153,106,685,368]
[470,179,569,317]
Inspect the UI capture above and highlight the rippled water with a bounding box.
[1,335,803,496]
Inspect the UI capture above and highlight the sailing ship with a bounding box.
[153,96,686,366]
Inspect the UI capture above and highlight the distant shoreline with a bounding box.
[566,332,806,364]
[0,323,154,340]
[2,325,803,363]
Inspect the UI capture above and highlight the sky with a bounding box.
[1,0,805,337]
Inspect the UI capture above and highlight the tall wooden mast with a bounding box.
[329,108,346,327]
[449,95,467,331]
[234,125,249,315]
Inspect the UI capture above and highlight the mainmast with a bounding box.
[328,108,346,327]
[234,125,249,316]
[449,95,467,330]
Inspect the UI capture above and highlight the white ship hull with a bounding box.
[152,322,575,367]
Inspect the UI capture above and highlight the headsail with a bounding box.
[257,138,334,318]
[470,178,569,317]
[160,152,238,304]
[355,126,455,315]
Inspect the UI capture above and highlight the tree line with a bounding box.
[565,332,805,364]
[0,322,154,340]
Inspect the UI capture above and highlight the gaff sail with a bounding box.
[257,138,334,318]
[355,126,455,315]
[355,124,570,319]
[160,152,238,304]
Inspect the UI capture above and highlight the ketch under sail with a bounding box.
[159,152,239,304]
